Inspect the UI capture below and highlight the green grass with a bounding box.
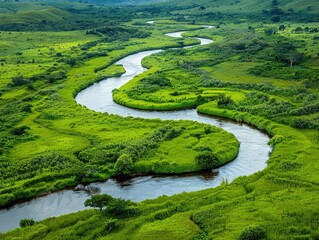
[202,61,300,88]
[0,7,72,25]
[130,213,200,240]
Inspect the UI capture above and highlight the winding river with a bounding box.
[0,27,271,233]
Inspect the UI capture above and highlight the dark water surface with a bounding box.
[0,27,271,233]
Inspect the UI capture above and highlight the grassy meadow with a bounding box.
[0,1,319,239]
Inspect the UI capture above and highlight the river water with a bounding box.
[0,27,271,233]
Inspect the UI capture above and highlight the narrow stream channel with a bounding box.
[0,26,271,233]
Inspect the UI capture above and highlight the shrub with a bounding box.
[19,218,36,228]
[196,148,218,169]
[264,27,277,35]
[239,225,267,240]
[66,57,77,66]
[10,125,30,135]
[105,218,118,232]
[114,154,134,175]
[21,103,33,112]
[11,75,29,86]
[164,127,182,140]
[105,198,135,217]
[217,93,233,106]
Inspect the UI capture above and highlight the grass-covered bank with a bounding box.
[2,103,317,239]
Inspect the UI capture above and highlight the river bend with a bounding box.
[0,27,271,233]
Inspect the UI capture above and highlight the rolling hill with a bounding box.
[165,0,319,14]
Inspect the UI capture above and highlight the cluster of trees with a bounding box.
[249,63,318,80]
[198,74,318,129]
[293,26,319,33]
[9,70,67,88]
[224,91,319,130]
[87,26,150,39]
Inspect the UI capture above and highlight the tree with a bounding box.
[114,154,133,175]
[294,27,303,33]
[106,198,132,216]
[264,27,278,35]
[66,57,77,66]
[85,194,134,217]
[274,42,303,67]
[271,15,281,23]
[270,7,285,16]
[279,24,286,31]
[84,194,113,210]
[286,50,303,68]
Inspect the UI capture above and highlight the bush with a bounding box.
[19,218,36,228]
[105,198,135,217]
[66,57,77,66]
[105,218,118,232]
[114,154,134,175]
[217,93,233,106]
[10,125,30,135]
[21,103,33,112]
[196,148,218,169]
[239,225,267,240]
[11,75,29,86]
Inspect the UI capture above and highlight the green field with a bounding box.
[1,0,319,239]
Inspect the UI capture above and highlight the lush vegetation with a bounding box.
[1,0,319,239]
[0,1,237,208]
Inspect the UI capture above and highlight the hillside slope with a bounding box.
[166,0,319,14]
[0,7,72,25]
